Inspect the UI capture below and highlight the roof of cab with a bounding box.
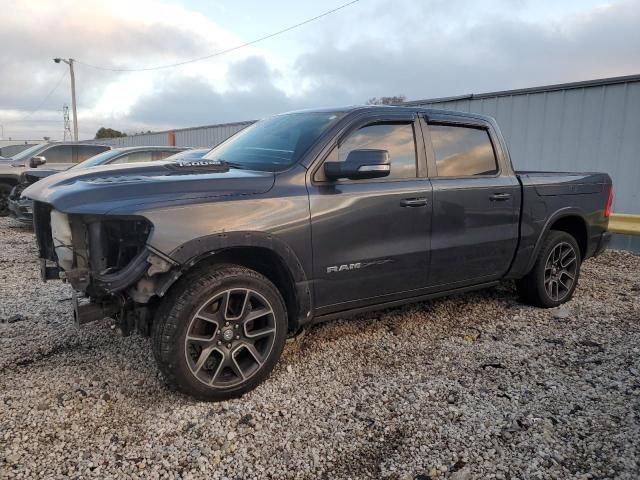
[282,104,495,122]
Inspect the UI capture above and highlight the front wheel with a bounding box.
[516,230,582,308]
[152,264,288,401]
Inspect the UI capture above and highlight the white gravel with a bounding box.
[1,216,639,479]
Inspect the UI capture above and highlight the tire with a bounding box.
[152,264,288,401]
[0,183,11,217]
[516,230,582,308]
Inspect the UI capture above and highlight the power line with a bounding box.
[76,0,362,72]
[6,119,65,123]
[7,70,68,124]
[2,129,61,133]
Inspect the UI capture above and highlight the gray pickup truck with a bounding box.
[8,146,192,223]
[0,142,110,215]
[24,106,612,400]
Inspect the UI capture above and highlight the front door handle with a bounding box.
[489,193,512,201]
[400,197,428,208]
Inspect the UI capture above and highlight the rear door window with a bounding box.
[429,124,498,177]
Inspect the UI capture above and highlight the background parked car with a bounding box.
[163,148,210,162]
[74,145,190,169]
[8,145,190,223]
[0,142,111,216]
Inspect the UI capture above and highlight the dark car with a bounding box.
[0,142,111,216]
[25,106,612,400]
[8,146,189,223]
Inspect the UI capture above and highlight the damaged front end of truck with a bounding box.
[34,202,178,335]
[25,158,278,336]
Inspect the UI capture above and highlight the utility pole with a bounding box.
[53,58,78,141]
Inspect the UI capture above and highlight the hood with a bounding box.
[23,168,60,184]
[23,160,276,215]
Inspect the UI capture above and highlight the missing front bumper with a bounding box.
[72,292,122,327]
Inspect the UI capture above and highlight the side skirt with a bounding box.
[310,281,500,324]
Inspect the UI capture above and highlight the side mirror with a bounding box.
[29,155,47,168]
[324,149,390,180]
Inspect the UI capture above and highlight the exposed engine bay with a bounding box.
[34,202,177,335]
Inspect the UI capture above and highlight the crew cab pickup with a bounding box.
[24,106,612,400]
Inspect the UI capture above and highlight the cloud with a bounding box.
[128,55,356,127]
[0,0,259,138]
[293,0,640,100]
[128,57,292,126]
[1,0,639,140]
[130,0,640,133]
[0,1,211,109]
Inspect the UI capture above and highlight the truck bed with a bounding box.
[507,170,611,279]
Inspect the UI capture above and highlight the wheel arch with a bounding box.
[524,208,588,275]
[163,232,312,332]
[548,215,588,259]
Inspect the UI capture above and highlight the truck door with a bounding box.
[308,113,433,312]
[421,114,520,286]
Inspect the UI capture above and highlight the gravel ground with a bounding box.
[1,216,639,480]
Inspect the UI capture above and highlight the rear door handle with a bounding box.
[489,193,512,201]
[400,197,428,208]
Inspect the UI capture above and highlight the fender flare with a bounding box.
[161,231,312,327]
[524,207,588,274]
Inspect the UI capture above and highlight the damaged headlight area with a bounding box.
[34,202,178,334]
[46,209,155,292]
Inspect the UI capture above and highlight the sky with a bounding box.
[0,0,639,141]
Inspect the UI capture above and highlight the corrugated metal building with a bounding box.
[405,74,640,251]
[79,74,639,250]
[87,121,255,148]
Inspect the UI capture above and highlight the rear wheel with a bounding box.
[152,264,288,401]
[516,230,581,308]
[0,183,12,217]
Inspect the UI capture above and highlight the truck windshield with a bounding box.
[72,149,122,169]
[203,112,344,171]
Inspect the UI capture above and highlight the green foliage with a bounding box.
[95,127,127,139]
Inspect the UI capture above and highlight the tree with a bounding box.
[366,95,406,105]
[95,127,127,139]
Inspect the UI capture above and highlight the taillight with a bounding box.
[604,185,613,218]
